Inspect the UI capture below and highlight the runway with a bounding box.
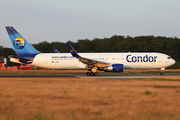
[78,75,180,79]
[0,75,180,80]
[0,75,79,78]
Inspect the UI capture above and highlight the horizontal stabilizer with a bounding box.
[9,55,33,64]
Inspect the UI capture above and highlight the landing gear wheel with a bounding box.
[90,72,95,76]
[160,72,164,76]
[160,68,165,76]
[94,72,99,76]
[86,72,91,76]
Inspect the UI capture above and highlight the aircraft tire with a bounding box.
[86,72,91,76]
[94,72,99,76]
[160,72,164,76]
[90,72,95,76]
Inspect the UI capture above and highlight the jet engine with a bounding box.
[104,64,124,72]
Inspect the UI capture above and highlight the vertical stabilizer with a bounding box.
[5,26,40,58]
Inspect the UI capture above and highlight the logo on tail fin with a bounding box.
[14,37,26,49]
[70,49,74,53]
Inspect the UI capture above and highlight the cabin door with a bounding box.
[44,57,48,63]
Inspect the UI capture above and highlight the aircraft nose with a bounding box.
[172,59,176,65]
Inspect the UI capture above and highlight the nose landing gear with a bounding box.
[160,71,164,76]
[160,68,165,76]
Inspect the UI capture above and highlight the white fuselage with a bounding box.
[29,52,175,69]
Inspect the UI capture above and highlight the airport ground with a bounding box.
[0,69,180,75]
[0,69,180,120]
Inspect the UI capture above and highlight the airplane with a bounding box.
[6,26,176,76]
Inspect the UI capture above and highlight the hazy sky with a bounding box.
[1,0,180,48]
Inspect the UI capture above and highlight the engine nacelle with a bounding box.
[104,64,124,72]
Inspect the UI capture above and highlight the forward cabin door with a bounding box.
[158,57,162,63]
[44,57,48,63]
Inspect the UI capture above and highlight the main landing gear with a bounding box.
[160,68,165,76]
[86,72,99,76]
[86,67,99,76]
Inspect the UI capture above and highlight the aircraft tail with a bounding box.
[5,26,40,58]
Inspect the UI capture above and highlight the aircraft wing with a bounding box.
[66,43,110,68]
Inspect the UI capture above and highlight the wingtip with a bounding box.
[66,43,79,57]
[66,43,73,51]
[5,26,13,28]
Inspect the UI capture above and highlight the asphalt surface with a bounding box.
[0,75,180,80]
[77,75,180,80]
[0,75,78,78]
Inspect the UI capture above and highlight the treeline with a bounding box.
[1,35,180,68]
[0,46,16,66]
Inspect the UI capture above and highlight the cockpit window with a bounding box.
[167,57,171,59]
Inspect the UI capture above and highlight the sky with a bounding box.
[1,0,180,48]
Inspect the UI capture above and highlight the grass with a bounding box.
[145,90,152,94]
[0,78,180,119]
